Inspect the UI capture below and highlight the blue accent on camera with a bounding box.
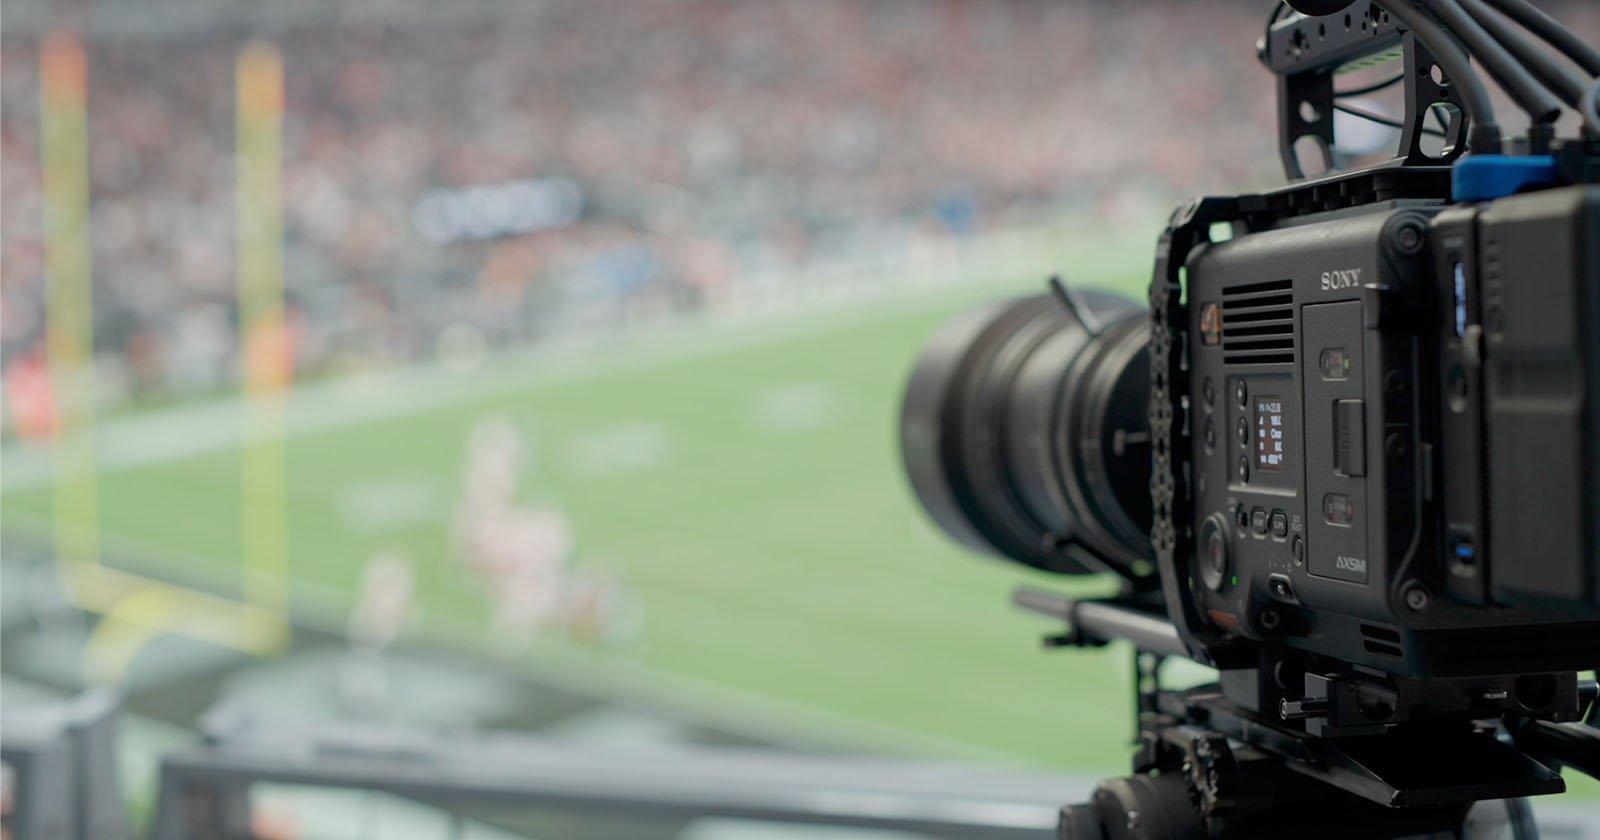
[1452,155,1560,202]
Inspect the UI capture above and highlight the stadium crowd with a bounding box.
[4,0,1593,418]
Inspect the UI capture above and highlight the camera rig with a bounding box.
[1046,2,1600,837]
[1021,584,1599,839]
[895,1,1600,835]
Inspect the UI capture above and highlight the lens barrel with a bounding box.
[900,291,1154,583]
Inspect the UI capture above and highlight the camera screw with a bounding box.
[1280,697,1331,721]
[1403,582,1432,612]
[1392,220,1426,256]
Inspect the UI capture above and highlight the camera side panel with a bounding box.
[1479,186,1600,613]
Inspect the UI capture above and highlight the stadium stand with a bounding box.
[3,0,1596,413]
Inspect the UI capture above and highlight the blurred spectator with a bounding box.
[4,0,1596,416]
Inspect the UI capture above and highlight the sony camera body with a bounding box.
[1183,184,1600,683]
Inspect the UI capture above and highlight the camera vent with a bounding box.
[1360,623,1403,659]
[1221,279,1295,366]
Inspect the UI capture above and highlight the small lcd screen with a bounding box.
[1255,396,1286,470]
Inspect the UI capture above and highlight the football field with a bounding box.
[3,233,1152,773]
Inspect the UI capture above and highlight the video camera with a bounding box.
[901,1,1600,837]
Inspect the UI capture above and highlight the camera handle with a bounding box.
[1018,589,1600,840]
[1263,4,1476,180]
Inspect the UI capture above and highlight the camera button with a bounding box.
[1251,507,1269,536]
[1200,515,1229,592]
[1323,493,1355,525]
[1270,510,1289,539]
[1235,379,1249,408]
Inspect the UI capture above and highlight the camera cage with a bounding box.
[1265,4,1473,178]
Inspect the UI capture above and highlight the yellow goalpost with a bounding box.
[41,34,293,684]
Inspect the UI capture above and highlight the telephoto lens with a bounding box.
[899,288,1155,585]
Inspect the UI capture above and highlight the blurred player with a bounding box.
[451,415,633,650]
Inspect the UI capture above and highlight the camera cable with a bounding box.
[1333,101,1451,137]
[1480,0,1600,77]
[1414,0,1564,124]
[1336,72,1406,97]
[1458,0,1591,112]
[1382,0,1502,151]
[1585,77,1600,136]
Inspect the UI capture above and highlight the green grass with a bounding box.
[2,241,1156,773]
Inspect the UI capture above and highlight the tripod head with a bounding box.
[1017,588,1600,839]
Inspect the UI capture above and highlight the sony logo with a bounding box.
[1320,268,1362,291]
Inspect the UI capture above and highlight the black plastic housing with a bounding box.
[1478,188,1600,612]
[1183,186,1600,678]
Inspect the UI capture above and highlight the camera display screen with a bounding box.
[1255,396,1286,471]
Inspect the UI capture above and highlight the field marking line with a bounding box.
[80,585,177,685]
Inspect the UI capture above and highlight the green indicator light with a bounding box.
[1231,575,1239,587]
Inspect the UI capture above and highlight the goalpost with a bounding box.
[39,33,293,684]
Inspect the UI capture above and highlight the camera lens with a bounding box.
[900,291,1154,583]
